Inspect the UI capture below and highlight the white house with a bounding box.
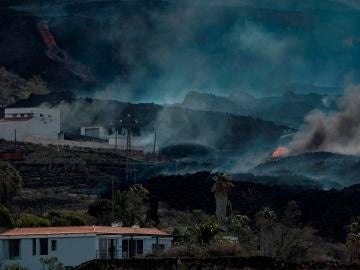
[0,226,172,270]
[0,108,61,142]
[80,126,109,140]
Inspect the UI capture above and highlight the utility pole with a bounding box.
[153,131,157,162]
[14,128,17,150]
[115,129,118,151]
[120,114,138,184]
[111,177,114,222]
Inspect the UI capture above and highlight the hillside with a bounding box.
[181,91,338,128]
[250,152,360,188]
[0,0,359,102]
[10,92,290,155]
[144,171,360,242]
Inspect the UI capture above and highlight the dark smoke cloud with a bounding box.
[14,0,360,103]
[289,85,360,155]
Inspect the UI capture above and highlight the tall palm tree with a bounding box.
[0,161,22,205]
[347,216,360,263]
[211,172,234,225]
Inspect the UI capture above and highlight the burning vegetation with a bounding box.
[272,146,289,158]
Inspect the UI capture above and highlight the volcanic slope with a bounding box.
[250,151,360,188]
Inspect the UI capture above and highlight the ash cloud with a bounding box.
[289,85,360,155]
[13,0,356,103]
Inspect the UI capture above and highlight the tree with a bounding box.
[88,199,113,225]
[211,172,234,226]
[175,210,220,245]
[0,161,22,204]
[25,75,48,96]
[113,190,129,225]
[282,201,301,228]
[255,207,277,257]
[347,216,360,263]
[47,211,86,226]
[0,67,48,106]
[0,204,14,230]
[17,214,51,227]
[191,222,223,246]
[228,214,257,253]
[127,184,149,226]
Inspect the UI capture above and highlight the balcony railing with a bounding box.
[96,249,122,260]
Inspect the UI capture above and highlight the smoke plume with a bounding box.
[289,85,360,155]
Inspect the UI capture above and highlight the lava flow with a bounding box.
[37,20,96,83]
[272,147,289,158]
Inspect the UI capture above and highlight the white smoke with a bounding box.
[289,85,360,155]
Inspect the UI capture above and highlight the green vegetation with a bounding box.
[0,204,14,230]
[0,67,48,107]
[211,172,234,227]
[17,214,51,227]
[347,216,360,263]
[0,161,22,205]
[11,211,89,228]
[40,257,65,270]
[88,184,150,226]
[3,263,29,270]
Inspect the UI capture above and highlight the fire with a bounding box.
[272,147,289,158]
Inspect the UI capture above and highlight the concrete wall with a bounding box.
[0,235,96,270]
[0,108,60,142]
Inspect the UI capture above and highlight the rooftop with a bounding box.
[0,226,171,237]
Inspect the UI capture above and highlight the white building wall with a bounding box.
[80,126,109,140]
[0,234,172,269]
[0,235,96,270]
[0,108,60,142]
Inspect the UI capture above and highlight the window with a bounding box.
[40,238,48,255]
[136,240,143,254]
[32,239,36,255]
[122,240,128,252]
[9,239,20,260]
[51,240,57,251]
[85,128,100,138]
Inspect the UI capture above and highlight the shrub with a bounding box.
[161,245,205,257]
[0,204,14,229]
[47,211,86,226]
[205,241,245,257]
[3,263,28,270]
[17,214,51,227]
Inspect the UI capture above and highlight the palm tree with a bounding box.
[347,216,360,263]
[0,161,22,205]
[255,207,277,257]
[211,172,234,226]
[113,190,129,225]
[127,184,149,226]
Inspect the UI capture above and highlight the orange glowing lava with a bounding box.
[272,147,289,158]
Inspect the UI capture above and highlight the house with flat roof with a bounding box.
[0,107,61,142]
[0,226,172,270]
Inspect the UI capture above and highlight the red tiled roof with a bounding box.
[0,226,171,237]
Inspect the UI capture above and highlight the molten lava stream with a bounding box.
[272,147,289,158]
